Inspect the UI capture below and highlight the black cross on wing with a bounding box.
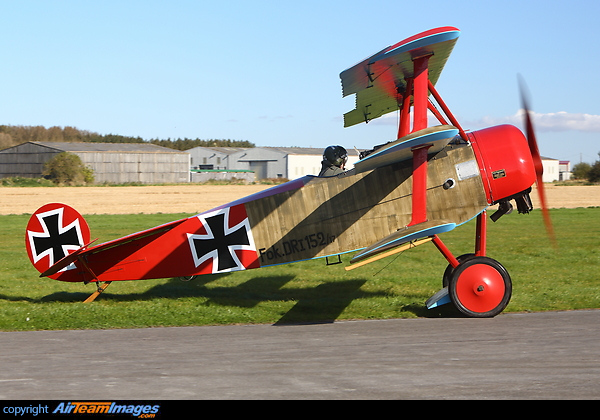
[27,207,84,267]
[187,207,255,273]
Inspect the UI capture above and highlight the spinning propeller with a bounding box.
[519,76,557,247]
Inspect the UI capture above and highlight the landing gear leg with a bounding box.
[427,211,513,317]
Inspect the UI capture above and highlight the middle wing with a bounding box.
[353,125,459,174]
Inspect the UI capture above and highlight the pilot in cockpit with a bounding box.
[318,145,348,177]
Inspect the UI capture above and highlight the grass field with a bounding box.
[1,208,599,331]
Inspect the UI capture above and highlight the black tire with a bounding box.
[442,253,476,287]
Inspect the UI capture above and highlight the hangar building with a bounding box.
[0,141,190,184]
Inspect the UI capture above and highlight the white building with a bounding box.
[541,157,560,183]
[559,160,572,181]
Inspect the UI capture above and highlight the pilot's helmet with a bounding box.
[323,145,348,168]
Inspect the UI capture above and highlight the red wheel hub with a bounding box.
[455,264,505,313]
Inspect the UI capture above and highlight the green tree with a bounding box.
[43,152,94,185]
[572,162,591,180]
[588,159,600,183]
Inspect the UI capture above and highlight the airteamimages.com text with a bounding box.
[3,402,161,417]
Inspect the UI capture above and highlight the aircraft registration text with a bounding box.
[259,231,336,263]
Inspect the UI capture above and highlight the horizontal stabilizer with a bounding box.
[354,125,458,174]
[350,220,455,264]
[39,218,188,279]
[40,238,98,277]
[82,218,188,256]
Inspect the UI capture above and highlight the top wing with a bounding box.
[340,26,460,127]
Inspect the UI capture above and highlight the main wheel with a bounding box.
[442,253,475,287]
[448,256,512,318]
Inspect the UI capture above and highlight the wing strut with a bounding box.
[400,55,433,226]
[398,55,471,227]
[427,80,468,142]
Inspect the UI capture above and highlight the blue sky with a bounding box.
[1,0,599,163]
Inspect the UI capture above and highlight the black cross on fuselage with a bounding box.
[32,213,82,264]
[191,213,250,272]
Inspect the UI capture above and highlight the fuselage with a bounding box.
[46,124,535,283]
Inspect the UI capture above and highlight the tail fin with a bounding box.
[25,203,90,280]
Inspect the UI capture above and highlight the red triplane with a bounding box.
[26,27,553,317]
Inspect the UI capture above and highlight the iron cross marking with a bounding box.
[191,212,251,272]
[31,212,82,265]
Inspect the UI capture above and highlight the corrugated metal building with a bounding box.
[189,147,249,170]
[0,141,190,184]
[188,146,360,180]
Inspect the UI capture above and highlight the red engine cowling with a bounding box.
[469,124,536,205]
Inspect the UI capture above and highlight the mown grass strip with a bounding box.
[1,208,598,331]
